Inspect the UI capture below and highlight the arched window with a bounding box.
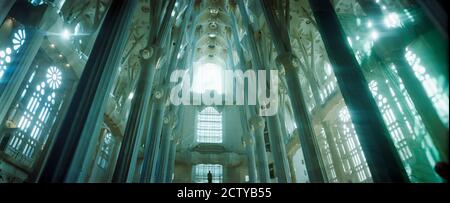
[0,28,26,80]
[369,80,413,162]
[96,131,115,169]
[404,48,449,125]
[193,164,223,183]
[315,127,338,183]
[196,107,222,143]
[8,66,63,160]
[369,78,441,182]
[88,128,118,182]
[318,63,337,104]
[336,107,372,182]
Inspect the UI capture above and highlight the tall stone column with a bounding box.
[112,47,159,182]
[277,89,290,144]
[249,116,270,183]
[140,0,190,183]
[140,86,168,183]
[161,131,176,183]
[120,109,154,183]
[266,115,292,183]
[38,0,138,183]
[243,133,257,183]
[112,0,176,183]
[308,0,408,182]
[258,0,324,182]
[72,125,104,182]
[165,138,178,183]
[236,1,292,183]
[154,111,175,183]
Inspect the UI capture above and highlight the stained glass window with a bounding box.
[404,48,449,125]
[193,164,223,183]
[197,107,222,143]
[97,132,115,169]
[336,107,372,182]
[8,66,63,159]
[0,29,26,80]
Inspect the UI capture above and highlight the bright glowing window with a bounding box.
[28,0,44,6]
[192,62,223,94]
[13,29,26,51]
[1,29,26,80]
[8,66,62,158]
[384,12,402,29]
[316,127,338,183]
[404,48,449,125]
[337,107,372,182]
[377,65,443,182]
[97,132,114,169]
[46,66,62,89]
[197,107,222,143]
[0,48,12,79]
[193,164,223,183]
[369,80,413,162]
[319,63,337,103]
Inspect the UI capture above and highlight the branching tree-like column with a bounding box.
[165,135,180,183]
[112,0,177,183]
[39,0,138,183]
[249,116,270,183]
[308,0,409,182]
[140,85,169,183]
[265,114,292,183]
[139,1,193,183]
[154,109,176,183]
[259,0,324,182]
[236,1,292,183]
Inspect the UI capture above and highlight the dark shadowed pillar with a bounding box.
[259,0,324,182]
[357,0,449,163]
[308,0,409,182]
[250,116,270,182]
[38,0,138,183]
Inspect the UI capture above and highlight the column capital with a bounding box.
[163,110,176,129]
[243,134,255,147]
[173,134,182,145]
[140,47,153,60]
[249,116,265,130]
[152,85,168,102]
[275,52,300,73]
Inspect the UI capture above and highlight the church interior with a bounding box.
[0,0,448,183]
